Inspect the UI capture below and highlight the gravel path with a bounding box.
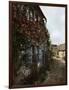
[43,59,66,85]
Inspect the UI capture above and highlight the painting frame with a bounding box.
[9,1,67,89]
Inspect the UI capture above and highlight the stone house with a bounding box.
[51,45,58,57]
[57,44,65,59]
[51,44,65,59]
[11,2,51,77]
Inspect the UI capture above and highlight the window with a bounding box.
[26,8,29,20]
[29,10,33,21]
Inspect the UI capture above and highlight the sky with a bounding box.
[40,6,65,45]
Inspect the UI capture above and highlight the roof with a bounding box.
[58,44,65,51]
[51,44,57,48]
[36,6,47,21]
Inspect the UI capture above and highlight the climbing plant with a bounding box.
[12,2,53,84]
